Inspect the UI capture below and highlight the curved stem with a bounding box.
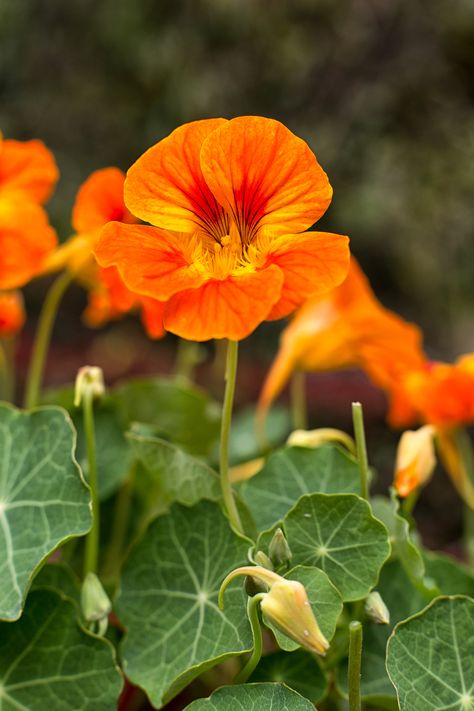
[234,593,265,684]
[219,339,243,534]
[24,271,73,409]
[348,620,363,711]
[352,402,369,500]
[290,369,307,431]
[83,392,100,577]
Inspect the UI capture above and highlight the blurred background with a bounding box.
[2,0,474,547]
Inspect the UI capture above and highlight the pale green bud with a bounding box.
[74,366,105,407]
[81,572,111,635]
[365,591,390,625]
[268,528,292,569]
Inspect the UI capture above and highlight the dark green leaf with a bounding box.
[184,683,315,710]
[250,650,328,704]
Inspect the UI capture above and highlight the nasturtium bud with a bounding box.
[253,551,274,570]
[394,424,436,497]
[261,578,329,655]
[268,527,292,569]
[365,591,390,625]
[81,572,111,636]
[74,365,105,406]
[287,427,356,454]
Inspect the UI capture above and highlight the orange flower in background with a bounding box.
[45,167,165,339]
[0,133,58,204]
[257,257,425,421]
[0,134,58,331]
[0,291,25,337]
[95,116,350,341]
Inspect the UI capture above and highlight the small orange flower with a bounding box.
[0,291,25,337]
[393,424,436,497]
[45,167,165,339]
[258,257,425,420]
[389,355,474,428]
[0,134,58,292]
[0,133,58,204]
[95,117,350,341]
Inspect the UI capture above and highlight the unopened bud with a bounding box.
[268,528,292,569]
[261,578,329,656]
[81,572,111,636]
[287,428,356,455]
[394,425,436,497]
[253,551,274,570]
[365,591,390,625]
[74,366,105,407]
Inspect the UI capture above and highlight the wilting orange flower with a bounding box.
[0,291,25,337]
[258,257,425,420]
[95,116,350,341]
[0,133,58,204]
[45,167,165,338]
[389,354,474,429]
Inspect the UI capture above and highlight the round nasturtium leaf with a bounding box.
[0,404,92,621]
[250,650,328,704]
[183,682,315,710]
[240,444,360,532]
[283,493,390,601]
[0,589,123,710]
[116,500,253,707]
[387,595,474,711]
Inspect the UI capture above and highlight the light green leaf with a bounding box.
[214,405,291,466]
[42,388,133,501]
[372,493,439,598]
[250,650,328,704]
[128,432,220,514]
[283,493,390,601]
[387,596,474,711]
[0,588,123,710]
[337,559,428,704]
[184,683,315,710]
[240,444,360,532]
[264,565,343,652]
[424,551,474,596]
[113,377,221,456]
[116,500,253,707]
[0,404,91,621]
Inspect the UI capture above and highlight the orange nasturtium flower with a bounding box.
[95,116,350,342]
[257,257,425,421]
[0,133,58,335]
[44,167,165,338]
[390,355,474,506]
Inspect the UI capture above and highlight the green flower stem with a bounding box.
[348,620,363,711]
[219,339,243,534]
[234,593,265,684]
[24,271,73,409]
[174,338,202,382]
[464,505,474,570]
[0,337,15,402]
[352,402,369,500]
[83,391,100,577]
[291,369,308,431]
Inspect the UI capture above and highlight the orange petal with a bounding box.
[139,296,166,339]
[95,222,204,300]
[262,232,350,320]
[200,116,333,241]
[163,266,284,341]
[72,167,134,233]
[0,196,57,289]
[125,119,229,236]
[0,138,58,204]
[0,290,25,336]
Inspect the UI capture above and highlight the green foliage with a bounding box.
[0,589,123,710]
[250,650,328,704]
[115,500,253,707]
[240,444,361,531]
[184,683,315,710]
[283,493,391,601]
[0,404,91,621]
[387,596,474,711]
